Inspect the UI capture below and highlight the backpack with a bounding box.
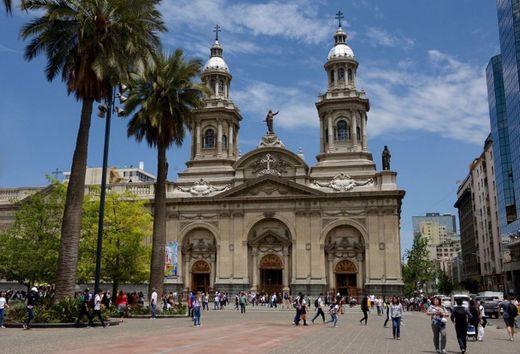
[87,294,95,309]
[314,298,319,308]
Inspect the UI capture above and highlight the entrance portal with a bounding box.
[191,260,211,293]
[259,254,284,294]
[335,260,358,297]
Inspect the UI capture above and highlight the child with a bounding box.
[326,300,339,328]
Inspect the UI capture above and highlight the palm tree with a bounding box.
[124,50,207,297]
[20,0,165,298]
[3,0,13,13]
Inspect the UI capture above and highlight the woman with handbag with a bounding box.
[426,296,449,354]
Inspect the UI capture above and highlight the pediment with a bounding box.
[217,175,325,199]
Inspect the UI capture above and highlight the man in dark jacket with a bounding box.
[23,287,39,330]
[450,298,472,353]
[75,288,93,327]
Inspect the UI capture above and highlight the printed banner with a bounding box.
[165,241,178,277]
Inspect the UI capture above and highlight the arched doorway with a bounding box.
[247,218,292,292]
[259,254,284,294]
[335,260,358,297]
[181,227,217,293]
[192,260,211,293]
[324,225,365,297]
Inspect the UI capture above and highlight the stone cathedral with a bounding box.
[164,22,405,297]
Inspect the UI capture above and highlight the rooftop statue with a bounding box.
[264,109,279,134]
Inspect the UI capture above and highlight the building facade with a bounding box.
[161,24,405,297]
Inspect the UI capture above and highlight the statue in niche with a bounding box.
[264,109,279,134]
[382,145,391,171]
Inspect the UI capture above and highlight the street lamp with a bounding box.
[93,86,125,295]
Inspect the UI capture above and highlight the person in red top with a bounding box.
[115,290,128,322]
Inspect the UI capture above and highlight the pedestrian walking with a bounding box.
[75,288,93,327]
[202,292,209,311]
[468,300,481,341]
[23,287,39,330]
[239,292,247,314]
[477,300,486,341]
[426,296,449,354]
[293,292,303,325]
[500,293,518,341]
[300,295,308,326]
[389,296,403,339]
[92,289,108,328]
[359,295,369,325]
[451,297,471,353]
[383,298,390,327]
[326,300,339,327]
[150,288,158,319]
[0,291,9,328]
[312,293,326,324]
[115,290,128,323]
[193,294,201,326]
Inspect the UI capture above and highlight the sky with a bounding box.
[0,0,501,254]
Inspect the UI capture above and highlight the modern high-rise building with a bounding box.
[412,213,457,237]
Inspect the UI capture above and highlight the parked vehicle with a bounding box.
[477,291,504,301]
[451,293,470,308]
[476,296,501,318]
[441,297,452,311]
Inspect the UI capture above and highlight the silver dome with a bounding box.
[327,44,355,60]
[203,56,229,72]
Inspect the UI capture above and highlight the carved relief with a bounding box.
[259,254,284,269]
[257,134,285,148]
[192,260,211,273]
[177,178,230,196]
[325,225,365,259]
[312,173,374,192]
[251,153,289,177]
[335,260,357,274]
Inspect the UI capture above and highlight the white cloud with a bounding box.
[0,44,17,53]
[160,0,330,52]
[365,27,414,48]
[233,50,490,145]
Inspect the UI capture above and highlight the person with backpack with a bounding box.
[450,297,472,353]
[92,289,108,328]
[293,292,303,325]
[312,293,326,324]
[75,288,93,327]
[326,300,339,327]
[500,293,518,341]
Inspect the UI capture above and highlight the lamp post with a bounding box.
[93,86,126,295]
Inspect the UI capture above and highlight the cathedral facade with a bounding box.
[163,23,405,297]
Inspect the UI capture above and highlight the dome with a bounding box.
[203,56,229,71]
[327,43,355,60]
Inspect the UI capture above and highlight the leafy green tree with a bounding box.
[402,236,435,296]
[0,181,65,289]
[436,268,454,295]
[123,50,207,296]
[20,0,165,298]
[79,191,152,297]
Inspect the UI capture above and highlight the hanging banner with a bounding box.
[165,241,178,276]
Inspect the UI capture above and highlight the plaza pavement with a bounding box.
[0,306,518,354]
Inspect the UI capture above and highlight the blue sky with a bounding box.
[0,0,500,254]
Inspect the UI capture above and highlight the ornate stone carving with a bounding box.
[192,260,211,273]
[335,260,357,273]
[312,173,374,192]
[177,178,230,196]
[259,254,283,269]
[252,153,289,177]
[257,133,285,148]
[325,236,365,259]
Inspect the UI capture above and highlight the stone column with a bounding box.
[210,254,216,288]
[333,65,338,87]
[196,122,202,157]
[217,120,223,156]
[327,113,334,152]
[319,118,325,153]
[224,80,228,98]
[228,124,234,157]
[328,255,335,291]
[251,250,258,291]
[283,248,289,291]
[361,112,368,151]
[351,110,358,149]
[185,256,191,291]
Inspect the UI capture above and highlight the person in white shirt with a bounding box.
[0,291,9,328]
[477,300,486,341]
[311,293,326,324]
[150,288,158,319]
[92,289,108,327]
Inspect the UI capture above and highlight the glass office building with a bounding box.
[489,0,520,236]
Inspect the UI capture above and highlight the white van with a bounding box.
[451,294,470,308]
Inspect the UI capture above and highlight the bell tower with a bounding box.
[313,12,375,176]
[178,25,242,182]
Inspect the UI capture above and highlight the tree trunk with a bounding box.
[148,144,167,298]
[112,279,119,305]
[55,98,93,299]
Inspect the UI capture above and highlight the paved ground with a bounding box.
[1,307,518,354]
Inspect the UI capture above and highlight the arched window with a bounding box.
[222,134,228,149]
[217,80,224,96]
[338,68,345,81]
[337,120,349,141]
[347,69,353,82]
[204,129,215,148]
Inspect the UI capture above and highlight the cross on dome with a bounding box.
[335,10,344,28]
[213,24,221,41]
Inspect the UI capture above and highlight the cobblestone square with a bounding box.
[1,307,518,354]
